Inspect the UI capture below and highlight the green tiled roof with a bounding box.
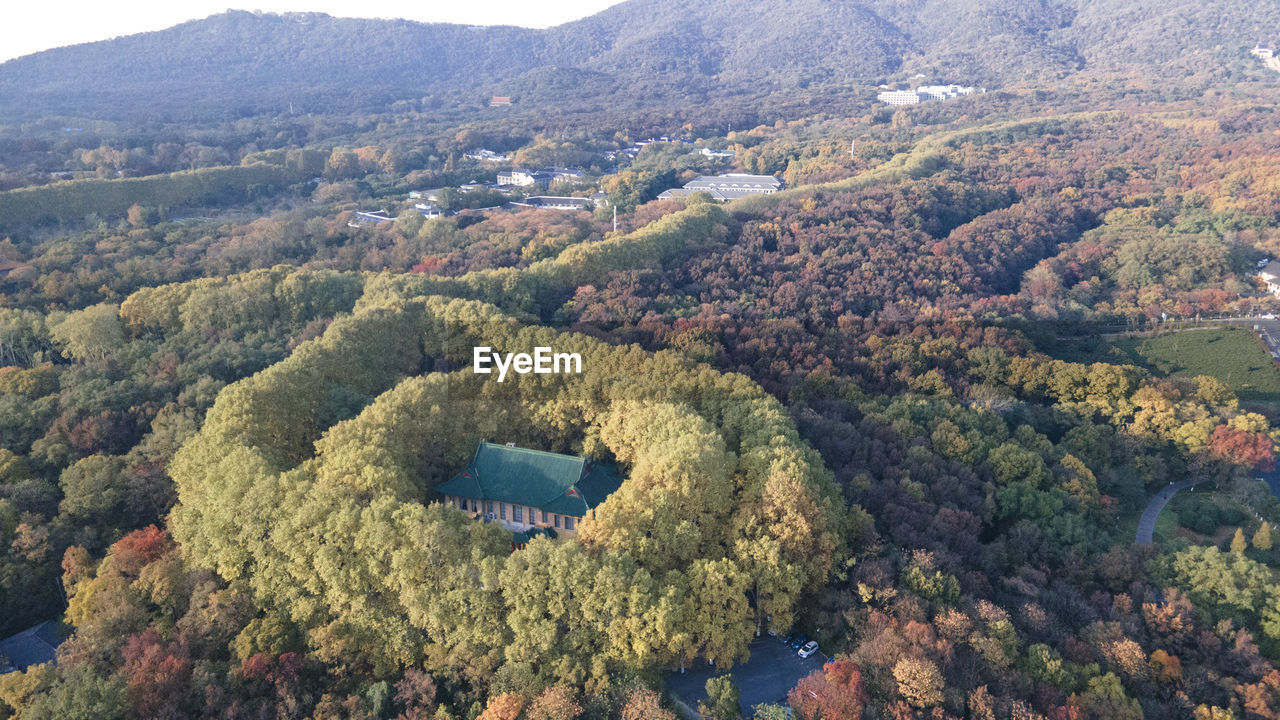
[437,442,622,516]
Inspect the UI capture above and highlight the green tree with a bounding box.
[435,187,460,211]
[498,539,602,685]
[126,203,155,228]
[15,666,127,720]
[750,704,791,720]
[581,402,735,574]
[700,675,741,720]
[58,456,128,526]
[48,304,125,362]
[0,663,54,718]
[892,657,944,708]
[396,209,426,237]
[1072,673,1142,720]
[1253,521,1272,551]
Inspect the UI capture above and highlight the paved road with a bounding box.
[666,638,826,716]
[1095,315,1280,339]
[1253,320,1280,357]
[1136,480,1196,544]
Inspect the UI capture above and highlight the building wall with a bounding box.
[877,91,920,106]
[445,495,578,535]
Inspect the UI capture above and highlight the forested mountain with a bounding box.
[0,0,1274,122]
[11,0,1280,717]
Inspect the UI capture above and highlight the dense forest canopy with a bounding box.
[5,2,1280,719]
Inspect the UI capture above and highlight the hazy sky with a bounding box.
[0,0,624,62]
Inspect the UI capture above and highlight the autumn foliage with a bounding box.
[788,659,867,720]
[1207,425,1275,471]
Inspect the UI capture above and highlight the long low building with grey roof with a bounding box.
[658,173,783,202]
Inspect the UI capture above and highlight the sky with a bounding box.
[0,0,624,62]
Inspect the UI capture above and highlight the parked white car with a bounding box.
[798,640,819,658]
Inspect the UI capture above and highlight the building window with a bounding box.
[554,515,561,528]
[499,503,506,520]
[485,501,494,515]
[542,510,549,523]
[564,517,574,531]
[513,506,522,522]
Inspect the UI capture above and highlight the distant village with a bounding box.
[347,81,1004,227]
[350,136,783,227]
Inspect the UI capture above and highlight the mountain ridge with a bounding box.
[0,0,1273,122]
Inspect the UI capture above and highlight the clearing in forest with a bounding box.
[1066,327,1280,409]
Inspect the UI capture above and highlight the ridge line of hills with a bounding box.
[0,0,1276,123]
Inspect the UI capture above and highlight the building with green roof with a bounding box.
[436,441,622,540]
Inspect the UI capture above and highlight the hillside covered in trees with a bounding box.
[6,3,1280,719]
[0,0,1277,122]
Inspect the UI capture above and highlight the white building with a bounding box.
[699,147,736,158]
[879,84,983,105]
[414,203,448,218]
[1258,260,1280,295]
[509,196,594,211]
[917,84,981,100]
[351,210,396,227]
[464,149,510,163]
[1252,44,1274,59]
[658,173,783,202]
[497,167,583,188]
[547,167,585,183]
[497,168,541,187]
[877,90,920,106]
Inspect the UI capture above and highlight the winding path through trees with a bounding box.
[1136,480,1196,544]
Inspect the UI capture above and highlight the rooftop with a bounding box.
[436,442,621,517]
[0,621,62,673]
[510,196,593,210]
[684,173,782,190]
[660,173,783,201]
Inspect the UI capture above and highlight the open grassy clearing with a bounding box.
[1055,327,1280,409]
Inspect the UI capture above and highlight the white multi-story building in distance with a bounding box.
[878,84,984,105]
[877,90,921,105]
[917,84,979,100]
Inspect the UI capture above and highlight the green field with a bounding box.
[1055,327,1280,408]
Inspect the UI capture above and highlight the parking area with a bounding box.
[666,637,827,716]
